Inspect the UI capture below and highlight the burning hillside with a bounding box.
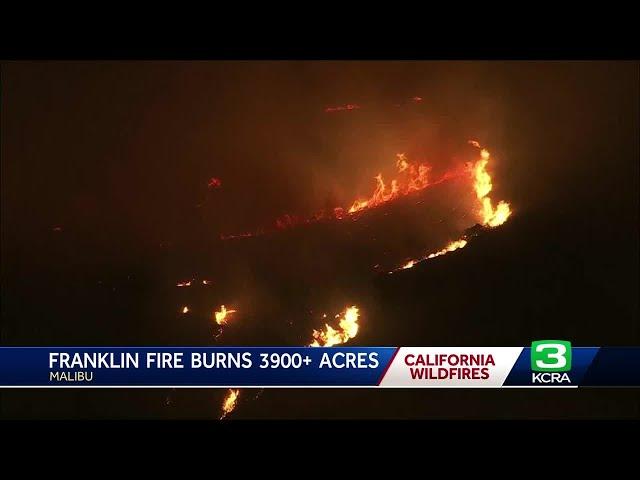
[220,152,468,240]
[390,141,511,273]
[182,139,513,419]
[5,61,637,422]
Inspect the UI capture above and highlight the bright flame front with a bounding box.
[426,239,468,260]
[309,306,360,347]
[220,151,465,240]
[389,141,512,273]
[471,145,512,227]
[214,305,237,326]
[220,389,240,419]
[394,238,469,273]
[348,155,431,214]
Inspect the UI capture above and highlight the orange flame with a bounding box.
[469,142,512,227]
[176,280,192,287]
[214,305,237,326]
[426,238,468,259]
[348,155,431,214]
[396,153,409,172]
[391,141,512,273]
[221,152,465,240]
[395,238,468,272]
[181,306,189,314]
[401,259,416,270]
[220,389,240,419]
[310,306,360,347]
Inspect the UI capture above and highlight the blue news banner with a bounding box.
[0,347,638,388]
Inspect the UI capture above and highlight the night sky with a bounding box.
[1,61,638,419]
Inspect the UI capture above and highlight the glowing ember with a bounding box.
[214,305,237,326]
[325,104,361,113]
[208,177,222,188]
[310,306,360,347]
[469,141,512,227]
[201,280,212,285]
[176,280,192,287]
[220,389,240,419]
[182,306,189,314]
[220,232,256,240]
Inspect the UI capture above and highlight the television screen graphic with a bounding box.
[1,60,638,422]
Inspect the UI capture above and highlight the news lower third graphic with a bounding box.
[0,341,638,388]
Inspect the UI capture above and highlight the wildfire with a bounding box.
[220,389,240,419]
[214,305,237,326]
[310,306,360,347]
[221,151,466,241]
[394,238,469,273]
[181,306,189,314]
[208,177,222,189]
[427,239,468,259]
[348,156,431,214]
[401,259,416,270]
[216,304,359,419]
[469,142,512,227]
[390,141,511,273]
[192,135,513,418]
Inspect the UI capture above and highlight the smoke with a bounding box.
[3,62,637,421]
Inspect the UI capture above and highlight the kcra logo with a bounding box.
[530,340,572,384]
